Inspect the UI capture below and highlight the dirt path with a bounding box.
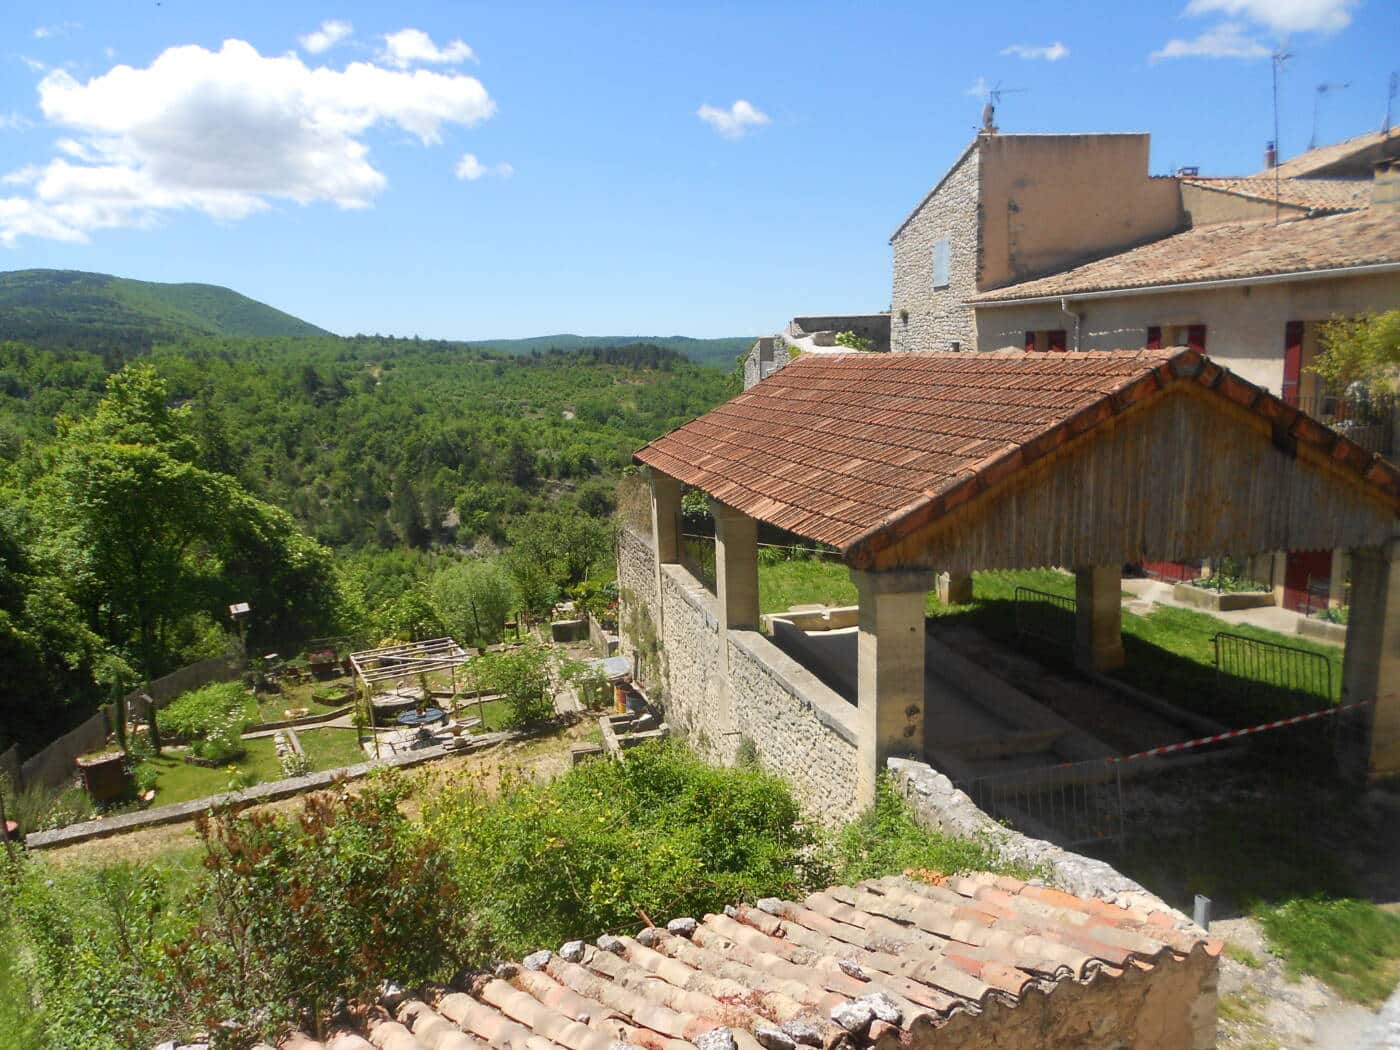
[37,720,594,870]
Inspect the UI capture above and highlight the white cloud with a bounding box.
[380,28,475,68]
[20,57,48,72]
[696,99,769,140]
[33,22,81,40]
[1151,21,1271,60]
[0,38,496,246]
[1001,41,1069,61]
[454,153,513,180]
[299,19,353,55]
[963,77,991,98]
[1184,0,1356,34]
[0,112,33,131]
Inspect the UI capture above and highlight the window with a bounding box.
[1023,329,1068,352]
[1145,326,1162,350]
[931,239,951,289]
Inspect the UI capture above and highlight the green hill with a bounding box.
[472,333,754,369]
[0,269,329,354]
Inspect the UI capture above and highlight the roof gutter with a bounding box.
[966,260,1400,308]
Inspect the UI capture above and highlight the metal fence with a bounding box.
[957,759,1125,848]
[1213,631,1336,711]
[1297,392,1396,457]
[1013,586,1076,648]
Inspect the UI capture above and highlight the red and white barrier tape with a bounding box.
[1108,698,1374,764]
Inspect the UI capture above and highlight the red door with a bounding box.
[1145,326,1162,350]
[1283,550,1331,612]
[1187,325,1207,352]
[1282,320,1304,407]
[1048,329,1067,352]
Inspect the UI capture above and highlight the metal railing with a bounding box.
[1296,392,1396,457]
[957,760,1124,848]
[1213,631,1336,730]
[1013,586,1076,648]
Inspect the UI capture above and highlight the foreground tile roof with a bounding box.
[633,348,1400,552]
[268,873,1219,1050]
[967,207,1400,304]
[1181,175,1371,214]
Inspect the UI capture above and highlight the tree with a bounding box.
[1308,310,1400,393]
[429,559,513,648]
[504,510,612,620]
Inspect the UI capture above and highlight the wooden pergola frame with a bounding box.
[349,638,471,692]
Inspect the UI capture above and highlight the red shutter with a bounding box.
[1282,320,1304,408]
[1048,329,1067,352]
[1024,331,1037,353]
[1145,326,1162,350]
[1187,324,1207,352]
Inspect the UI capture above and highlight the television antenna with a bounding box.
[981,82,1028,134]
[1384,72,1398,136]
[1309,82,1350,150]
[1271,47,1292,223]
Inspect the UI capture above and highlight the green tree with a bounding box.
[429,559,513,647]
[1308,310,1400,393]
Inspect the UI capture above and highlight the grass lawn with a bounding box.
[458,697,513,733]
[756,560,1344,727]
[1256,897,1400,1005]
[255,678,354,724]
[298,727,368,771]
[142,738,284,806]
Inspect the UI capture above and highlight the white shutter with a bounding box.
[932,239,951,289]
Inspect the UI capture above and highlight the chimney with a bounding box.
[1375,159,1400,214]
[1264,141,1278,169]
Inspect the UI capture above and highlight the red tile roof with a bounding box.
[274,873,1219,1050]
[967,207,1400,304]
[634,348,1400,552]
[1261,129,1400,179]
[1181,175,1370,214]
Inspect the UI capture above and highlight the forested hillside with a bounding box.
[0,269,328,355]
[0,334,734,753]
[471,333,754,368]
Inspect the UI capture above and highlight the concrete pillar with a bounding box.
[1329,549,1349,608]
[936,572,973,605]
[851,567,935,808]
[1074,566,1125,673]
[1342,542,1400,781]
[647,469,681,565]
[711,501,760,631]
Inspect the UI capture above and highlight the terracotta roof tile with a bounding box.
[633,348,1400,552]
[968,207,1400,303]
[272,874,1212,1050]
[1261,129,1400,178]
[1182,175,1370,213]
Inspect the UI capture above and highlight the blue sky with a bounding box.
[1,1,1396,339]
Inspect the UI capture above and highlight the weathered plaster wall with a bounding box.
[891,146,980,353]
[974,270,1400,393]
[1180,183,1307,226]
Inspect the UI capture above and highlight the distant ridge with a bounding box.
[0,269,329,353]
[471,333,754,368]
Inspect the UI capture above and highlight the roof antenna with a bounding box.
[1309,82,1350,150]
[1271,46,1292,224]
[1384,72,1398,136]
[981,82,1028,135]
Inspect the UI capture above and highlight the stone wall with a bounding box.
[891,144,980,353]
[618,527,861,822]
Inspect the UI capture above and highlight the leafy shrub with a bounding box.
[0,774,95,835]
[423,742,822,958]
[159,682,257,741]
[1188,574,1270,594]
[1317,605,1349,624]
[834,330,875,352]
[1257,896,1400,1004]
[167,775,471,1038]
[469,643,556,727]
[189,708,248,765]
[833,777,1029,885]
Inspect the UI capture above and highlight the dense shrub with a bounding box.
[159,682,257,741]
[468,643,557,727]
[423,742,822,957]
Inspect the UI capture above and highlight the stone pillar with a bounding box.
[851,567,935,808]
[647,469,681,566]
[711,501,760,632]
[1342,542,1400,781]
[936,572,973,605]
[1329,548,1349,608]
[1074,566,1125,673]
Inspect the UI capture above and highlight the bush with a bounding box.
[469,643,556,727]
[159,682,256,742]
[189,707,248,765]
[423,742,822,959]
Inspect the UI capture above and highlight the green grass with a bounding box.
[1224,941,1264,968]
[142,738,284,805]
[758,557,856,614]
[254,680,352,724]
[298,728,368,771]
[458,697,513,733]
[1256,897,1400,1004]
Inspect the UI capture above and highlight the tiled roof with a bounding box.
[270,873,1219,1050]
[1181,175,1370,214]
[1262,129,1400,179]
[633,348,1400,552]
[967,207,1400,304]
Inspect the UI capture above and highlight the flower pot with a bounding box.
[76,751,132,804]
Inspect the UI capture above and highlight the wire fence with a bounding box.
[1013,586,1076,650]
[957,759,1125,848]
